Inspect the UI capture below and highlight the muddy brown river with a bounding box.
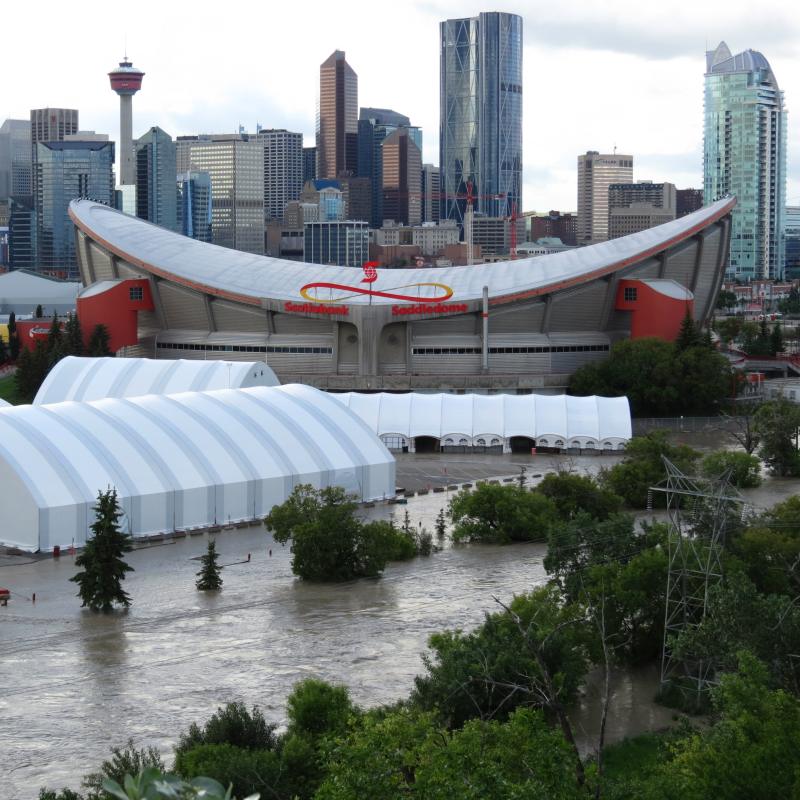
[2,455,794,799]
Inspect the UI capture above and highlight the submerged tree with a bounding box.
[71,488,134,611]
[196,539,223,591]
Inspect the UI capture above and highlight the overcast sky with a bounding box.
[2,0,798,211]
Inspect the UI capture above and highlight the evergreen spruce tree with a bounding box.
[64,313,84,356]
[196,539,223,591]
[771,323,784,356]
[435,508,447,539]
[71,488,134,611]
[35,304,43,318]
[0,332,7,363]
[88,323,113,356]
[46,312,62,352]
[675,308,701,351]
[14,346,34,402]
[8,311,20,361]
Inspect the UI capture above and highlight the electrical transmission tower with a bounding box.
[651,457,744,702]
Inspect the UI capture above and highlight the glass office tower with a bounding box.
[35,139,114,276]
[136,126,178,232]
[440,11,522,226]
[704,42,787,280]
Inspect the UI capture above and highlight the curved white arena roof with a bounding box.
[333,392,631,448]
[34,356,279,405]
[69,198,735,307]
[0,384,394,552]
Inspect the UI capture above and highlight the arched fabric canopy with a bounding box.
[34,356,279,405]
[332,392,631,452]
[0,384,394,552]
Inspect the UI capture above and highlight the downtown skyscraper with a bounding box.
[439,12,522,225]
[316,50,358,180]
[704,42,787,280]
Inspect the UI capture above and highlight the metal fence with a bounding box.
[632,416,745,434]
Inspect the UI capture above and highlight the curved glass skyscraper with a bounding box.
[440,12,522,226]
[704,42,787,280]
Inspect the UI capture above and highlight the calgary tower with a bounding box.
[108,57,145,186]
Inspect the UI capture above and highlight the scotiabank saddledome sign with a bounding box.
[286,264,467,317]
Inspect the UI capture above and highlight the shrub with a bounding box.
[702,450,762,488]
[82,739,164,799]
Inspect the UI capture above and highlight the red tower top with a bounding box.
[108,58,144,96]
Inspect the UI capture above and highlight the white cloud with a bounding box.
[1,0,797,212]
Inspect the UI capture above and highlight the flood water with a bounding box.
[1,454,794,799]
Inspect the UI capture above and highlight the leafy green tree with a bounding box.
[701,450,761,488]
[753,397,800,476]
[287,678,355,740]
[535,471,623,521]
[714,316,743,345]
[448,483,558,543]
[88,323,113,357]
[70,488,134,611]
[265,485,416,581]
[38,790,83,800]
[175,702,277,760]
[174,745,278,799]
[317,707,584,800]
[412,586,590,729]
[716,289,738,311]
[641,653,800,800]
[602,431,700,508]
[196,540,223,591]
[674,344,732,414]
[82,739,164,800]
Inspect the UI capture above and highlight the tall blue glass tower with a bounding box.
[704,42,787,280]
[440,12,522,226]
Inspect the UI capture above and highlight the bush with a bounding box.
[174,743,282,798]
[535,471,623,521]
[175,702,277,761]
[287,678,355,740]
[701,450,761,488]
[82,739,164,799]
[448,483,558,543]
[602,431,700,508]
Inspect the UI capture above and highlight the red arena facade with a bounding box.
[69,197,735,391]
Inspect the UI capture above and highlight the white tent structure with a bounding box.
[34,356,279,405]
[0,384,394,552]
[0,397,10,408]
[333,392,631,453]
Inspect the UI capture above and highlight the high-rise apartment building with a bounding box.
[676,188,703,217]
[440,12,522,225]
[785,206,800,279]
[257,129,303,221]
[0,120,32,200]
[316,50,358,179]
[135,126,178,231]
[608,181,676,213]
[303,146,317,184]
[177,171,213,243]
[30,109,79,160]
[421,164,441,224]
[357,108,421,227]
[8,197,36,270]
[382,127,422,226]
[35,139,115,276]
[704,42,787,279]
[576,151,633,244]
[177,135,264,255]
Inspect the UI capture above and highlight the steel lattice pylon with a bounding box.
[651,457,744,701]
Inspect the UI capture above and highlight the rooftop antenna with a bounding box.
[613,143,617,155]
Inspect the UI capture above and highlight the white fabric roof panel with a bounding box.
[34,356,279,405]
[0,385,395,553]
[332,392,632,445]
[69,198,735,306]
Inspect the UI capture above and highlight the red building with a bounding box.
[615,279,693,341]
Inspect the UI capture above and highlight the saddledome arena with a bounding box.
[70,198,735,391]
